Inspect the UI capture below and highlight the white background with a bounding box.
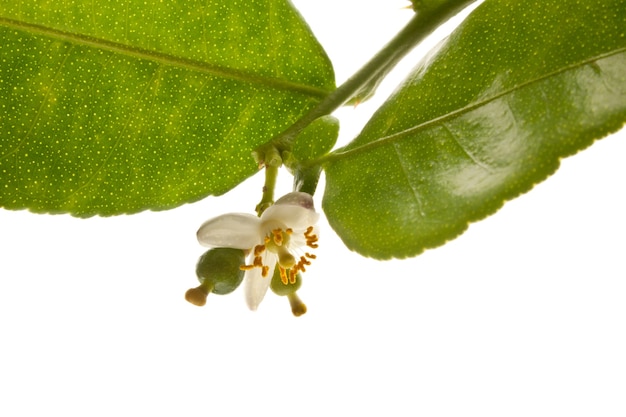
[1,1,625,415]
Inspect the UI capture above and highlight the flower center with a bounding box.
[239,226,319,285]
[266,228,296,268]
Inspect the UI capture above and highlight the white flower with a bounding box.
[196,192,319,311]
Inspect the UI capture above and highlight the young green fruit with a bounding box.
[270,267,307,317]
[185,248,245,306]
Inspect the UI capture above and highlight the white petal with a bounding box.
[196,213,261,248]
[261,204,319,231]
[274,192,315,209]
[244,253,276,311]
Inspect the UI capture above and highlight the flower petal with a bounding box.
[274,191,315,209]
[244,253,276,311]
[261,193,319,229]
[197,213,261,249]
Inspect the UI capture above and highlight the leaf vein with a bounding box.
[442,122,493,173]
[0,16,330,98]
[325,47,626,162]
[392,142,425,217]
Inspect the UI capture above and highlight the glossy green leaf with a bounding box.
[323,0,626,259]
[0,0,334,216]
[291,115,339,162]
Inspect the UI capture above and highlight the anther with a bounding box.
[279,267,288,285]
[272,228,284,246]
[254,244,265,256]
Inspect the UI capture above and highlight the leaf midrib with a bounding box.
[0,16,331,98]
[322,46,626,164]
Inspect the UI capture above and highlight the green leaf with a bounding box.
[291,115,339,162]
[0,0,334,216]
[323,0,626,259]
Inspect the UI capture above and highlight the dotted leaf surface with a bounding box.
[323,0,626,259]
[0,0,334,216]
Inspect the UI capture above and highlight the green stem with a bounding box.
[255,164,279,216]
[270,0,478,152]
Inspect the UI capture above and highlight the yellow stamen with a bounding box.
[240,246,271,277]
[304,226,319,249]
[279,266,288,285]
[254,244,265,256]
[272,228,284,246]
[253,255,263,267]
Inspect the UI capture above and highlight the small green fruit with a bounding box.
[270,267,302,296]
[196,248,245,295]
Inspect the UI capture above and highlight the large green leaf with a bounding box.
[323,0,626,259]
[0,0,334,216]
